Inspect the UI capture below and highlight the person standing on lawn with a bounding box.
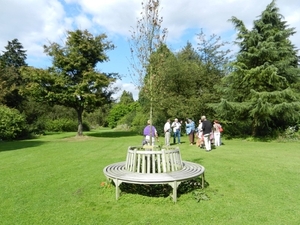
[143,120,158,146]
[185,118,195,145]
[171,118,182,144]
[196,119,204,148]
[164,119,171,146]
[201,116,212,151]
[213,120,222,146]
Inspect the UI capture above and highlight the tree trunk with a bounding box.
[77,109,83,136]
[252,118,257,137]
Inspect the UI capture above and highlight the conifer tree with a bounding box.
[219,0,300,136]
[0,39,27,109]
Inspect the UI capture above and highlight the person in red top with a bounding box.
[213,120,222,146]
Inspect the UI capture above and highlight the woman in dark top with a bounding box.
[201,116,212,151]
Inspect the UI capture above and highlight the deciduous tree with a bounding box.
[21,29,117,136]
[129,0,167,143]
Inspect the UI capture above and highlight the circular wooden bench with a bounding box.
[103,146,205,202]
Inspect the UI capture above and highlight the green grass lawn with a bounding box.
[0,129,299,225]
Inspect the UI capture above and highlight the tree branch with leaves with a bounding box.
[21,29,117,136]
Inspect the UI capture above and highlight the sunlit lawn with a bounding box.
[0,129,299,225]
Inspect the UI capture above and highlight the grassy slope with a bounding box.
[0,130,299,225]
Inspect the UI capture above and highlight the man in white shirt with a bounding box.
[164,119,171,146]
[171,118,181,144]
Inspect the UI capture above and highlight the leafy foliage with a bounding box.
[21,29,117,136]
[218,0,300,136]
[44,118,90,132]
[0,39,27,110]
[0,105,26,140]
[119,90,134,104]
[129,0,167,144]
[139,35,230,125]
[0,38,27,68]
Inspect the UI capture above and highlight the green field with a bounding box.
[1,129,299,225]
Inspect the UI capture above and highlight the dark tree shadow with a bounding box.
[0,140,46,152]
[0,130,139,152]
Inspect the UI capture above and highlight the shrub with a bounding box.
[44,118,77,132]
[44,118,90,132]
[0,105,27,140]
[277,125,300,142]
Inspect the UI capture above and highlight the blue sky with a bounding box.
[1,0,300,100]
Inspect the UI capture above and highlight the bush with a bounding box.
[44,118,90,132]
[44,118,77,132]
[130,111,149,135]
[84,105,111,128]
[0,105,27,140]
[277,125,300,142]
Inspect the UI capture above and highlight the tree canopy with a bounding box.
[218,0,300,136]
[0,39,27,110]
[21,29,117,136]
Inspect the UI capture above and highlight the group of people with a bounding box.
[196,116,222,151]
[143,116,223,151]
[163,118,183,145]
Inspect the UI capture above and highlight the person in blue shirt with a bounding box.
[185,119,195,145]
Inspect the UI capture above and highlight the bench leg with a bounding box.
[113,179,122,200]
[169,181,181,202]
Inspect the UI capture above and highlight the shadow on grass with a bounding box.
[183,157,206,165]
[87,130,139,138]
[118,177,209,200]
[0,130,138,152]
[0,140,46,152]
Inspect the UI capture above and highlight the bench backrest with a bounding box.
[125,146,183,173]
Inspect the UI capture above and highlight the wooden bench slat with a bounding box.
[104,161,205,183]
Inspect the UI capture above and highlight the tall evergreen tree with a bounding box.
[119,90,134,104]
[219,0,300,136]
[0,39,27,68]
[177,41,200,62]
[0,39,27,109]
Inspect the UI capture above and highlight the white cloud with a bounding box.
[69,0,140,35]
[74,14,92,30]
[0,0,74,67]
[111,79,139,101]
[0,0,299,99]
